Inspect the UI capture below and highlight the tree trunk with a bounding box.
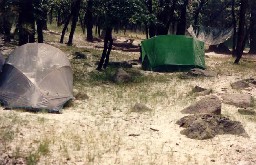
[96,27,113,70]
[57,11,62,26]
[147,0,156,37]
[67,0,81,46]
[2,15,11,42]
[145,22,149,39]
[86,0,93,42]
[234,0,248,64]
[156,0,168,35]
[42,9,48,30]
[168,0,177,34]
[80,14,85,33]
[194,0,206,26]
[176,0,189,35]
[60,15,71,43]
[34,0,45,43]
[18,0,35,45]
[49,6,53,24]
[249,1,256,54]
[156,0,177,35]
[231,0,237,56]
[37,19,44,43]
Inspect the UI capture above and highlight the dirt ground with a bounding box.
[1,34,256,165]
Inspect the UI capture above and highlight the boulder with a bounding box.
[192,86,207,93]
[131,103,152,113]
[221,93,254,108]
[113,68,132,83]
[74,52,87,59]
[176,114,248,140]
[231,80,250,89]
[187,68,217,77]
[231,78,256,90]
[192,86,212,96]
[73,89,89,100]
[75,92,89,100]
[238,108,256,115]
[181,95,221,115]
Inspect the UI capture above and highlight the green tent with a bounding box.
[141,35,205,71]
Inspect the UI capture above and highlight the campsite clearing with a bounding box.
[0,33,256,164]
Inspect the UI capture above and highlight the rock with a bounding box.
[187,68,217,77]
[113,68,132,83]
[238,108,256,115]
[73,88,79,96]
[231,78,256,89]
[198,89,212,96]
[192,86,207,93]
[108,61,132,68]
[131,103,152,113]
[180,117,216,140]
[192,86,212,96]
[116,37,128,42]
[176,114,248,140]
[75,92,89,100]
[221,93,254,108]
[74,52,87,59]
[208,43,231,54]
[132,40,142,47]
[181,95,221,115]
[231,80,250,89]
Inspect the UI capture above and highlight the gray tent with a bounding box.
[0,43,73,112]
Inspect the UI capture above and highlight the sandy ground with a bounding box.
[1,36,256,165]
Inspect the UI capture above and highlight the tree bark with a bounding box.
[2,15,11,42]
[155,0,177,35]
[86,0,93,42]
[80,14,85,33]
[231,0,237,56]
[234,0,248,64]
[60,14,71,43]
[176,0,189,35]
[194,0,206,26]
[37,19,44,43]
[57,11,62,26]
[147,0,156,38]
[96,27,113,70]
[67,0,81,46]
[49,6,53,24]
[42,8,48,30]
[249,1,256,54]
[145,22,149,39]
[18,0,35,45]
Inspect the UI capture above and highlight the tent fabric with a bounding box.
[187,25,234,45]
[141,35,205,71]
[0,43,73,112]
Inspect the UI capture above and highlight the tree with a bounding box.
[249,0,256,54]
[176,0,189,35]
[86,0,93,41]
[231,0,237,56]
[18,0,36,45]
[96,0,139,70]
[146,0,156,37]
[34,0,48,43]
[67,0,81,45]
[234,0,248,64]
[156,0,177,35]
[60,0,81,45]
[193,0,207,27]
[0,0,14,42]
